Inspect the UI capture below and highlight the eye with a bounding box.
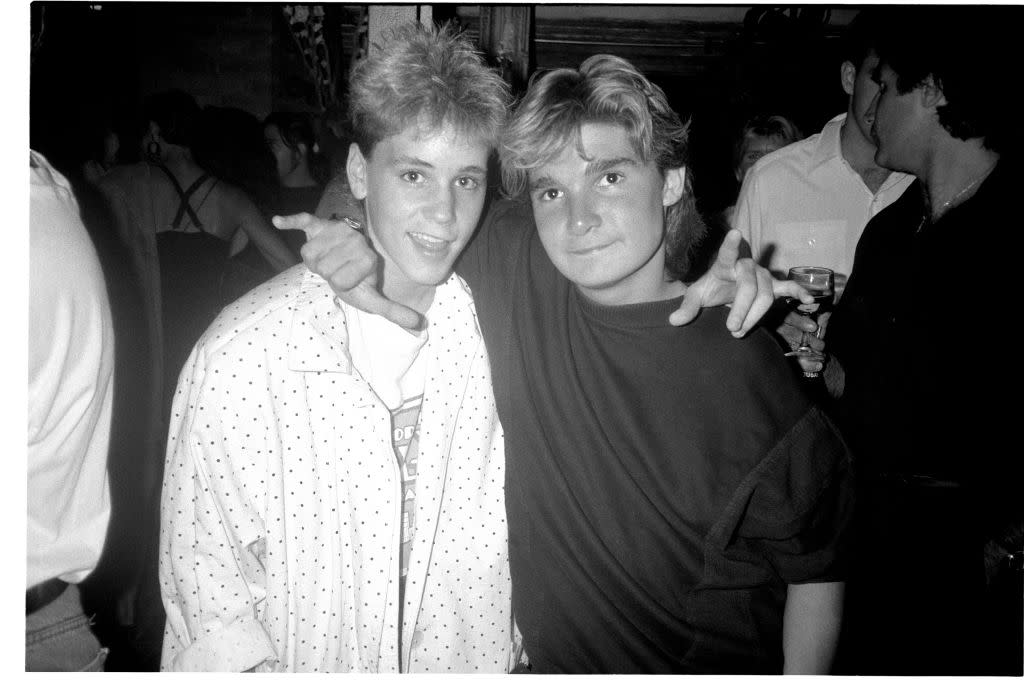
[599,172,623,186]
[536,188,563,202]
[401,170,423,183]
[455,176,481,190]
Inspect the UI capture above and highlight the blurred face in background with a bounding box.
[735,133,788,181]
[843,50,883,146]
[142,121,163,161]
[264,123,299,181]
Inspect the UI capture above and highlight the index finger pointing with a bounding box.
[272,212,322,240]
[711,229,742,275]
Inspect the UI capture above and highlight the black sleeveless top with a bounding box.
[153,163,230,397]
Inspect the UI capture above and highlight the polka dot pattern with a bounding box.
[159,265,512,672]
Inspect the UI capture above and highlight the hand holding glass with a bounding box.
[786,266,834,379]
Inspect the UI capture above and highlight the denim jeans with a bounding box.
[26,583,108,671]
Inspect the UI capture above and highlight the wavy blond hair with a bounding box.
[500,54,707,280]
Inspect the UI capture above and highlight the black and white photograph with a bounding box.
[23,2,1023,675]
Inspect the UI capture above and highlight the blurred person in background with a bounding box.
[822,8,1022,675]
[733,113,803,185]
[730,10,916,376]
[98,90,297,419]
[732,10,913,283]
[264,112,327,224]
[28,150,114,671]
[95,92,298,667]
[211,109,329,301]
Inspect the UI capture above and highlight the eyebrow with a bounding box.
[585,156,640,176]
[529,174,558,191]
[392,154,487,175]
[529,156,641,190]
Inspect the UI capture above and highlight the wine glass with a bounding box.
[787,266,835,379]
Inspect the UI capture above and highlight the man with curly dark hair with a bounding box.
[821,7,1022,675]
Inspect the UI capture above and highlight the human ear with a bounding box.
[919,74,947,110]
[840,60,857,96]
[662,167,685,206]
[346,143,369,200]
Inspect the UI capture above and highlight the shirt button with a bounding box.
[411,629,424,649]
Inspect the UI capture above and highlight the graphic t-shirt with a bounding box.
[391,393,422,591]
[341,300,428,597]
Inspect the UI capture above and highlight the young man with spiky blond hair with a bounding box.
[159,23,514,673]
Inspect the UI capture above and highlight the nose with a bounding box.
[426,186,456,226]
[567,193,599,236]
[866,90,880,121]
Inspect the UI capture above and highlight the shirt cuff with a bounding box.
[167,614,277,672]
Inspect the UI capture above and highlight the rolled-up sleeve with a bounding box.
[721,407,855,585]
[159,344,275,672]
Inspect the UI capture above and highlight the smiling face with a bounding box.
[347,122,490,311]
[528,122,684,306]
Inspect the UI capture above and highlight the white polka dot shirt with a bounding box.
[159,265,512,672]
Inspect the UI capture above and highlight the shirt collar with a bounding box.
[808,113,848,172]
[286,269,479,373]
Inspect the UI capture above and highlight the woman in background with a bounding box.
[98,90,297,418]
[263,111,328,254]
[732,113,803,184]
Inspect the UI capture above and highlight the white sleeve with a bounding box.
[731,168,766,266]
[27,152,113,587]
[158,345,276,672]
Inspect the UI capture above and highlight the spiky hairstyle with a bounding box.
[348,22,510,155]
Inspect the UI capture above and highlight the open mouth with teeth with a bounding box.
[408,231,451,253]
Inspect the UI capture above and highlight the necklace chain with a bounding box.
[918,164,996,233]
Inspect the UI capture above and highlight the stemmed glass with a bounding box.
[787,266,834,379]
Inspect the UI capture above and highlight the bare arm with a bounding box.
[782,581,844,674]
[229,189,299,272]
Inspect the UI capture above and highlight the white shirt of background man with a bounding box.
[732,113,914,281]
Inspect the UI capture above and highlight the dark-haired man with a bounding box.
[732,11,915,372]
[823,8,1022,675]
[733,10,913,283]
